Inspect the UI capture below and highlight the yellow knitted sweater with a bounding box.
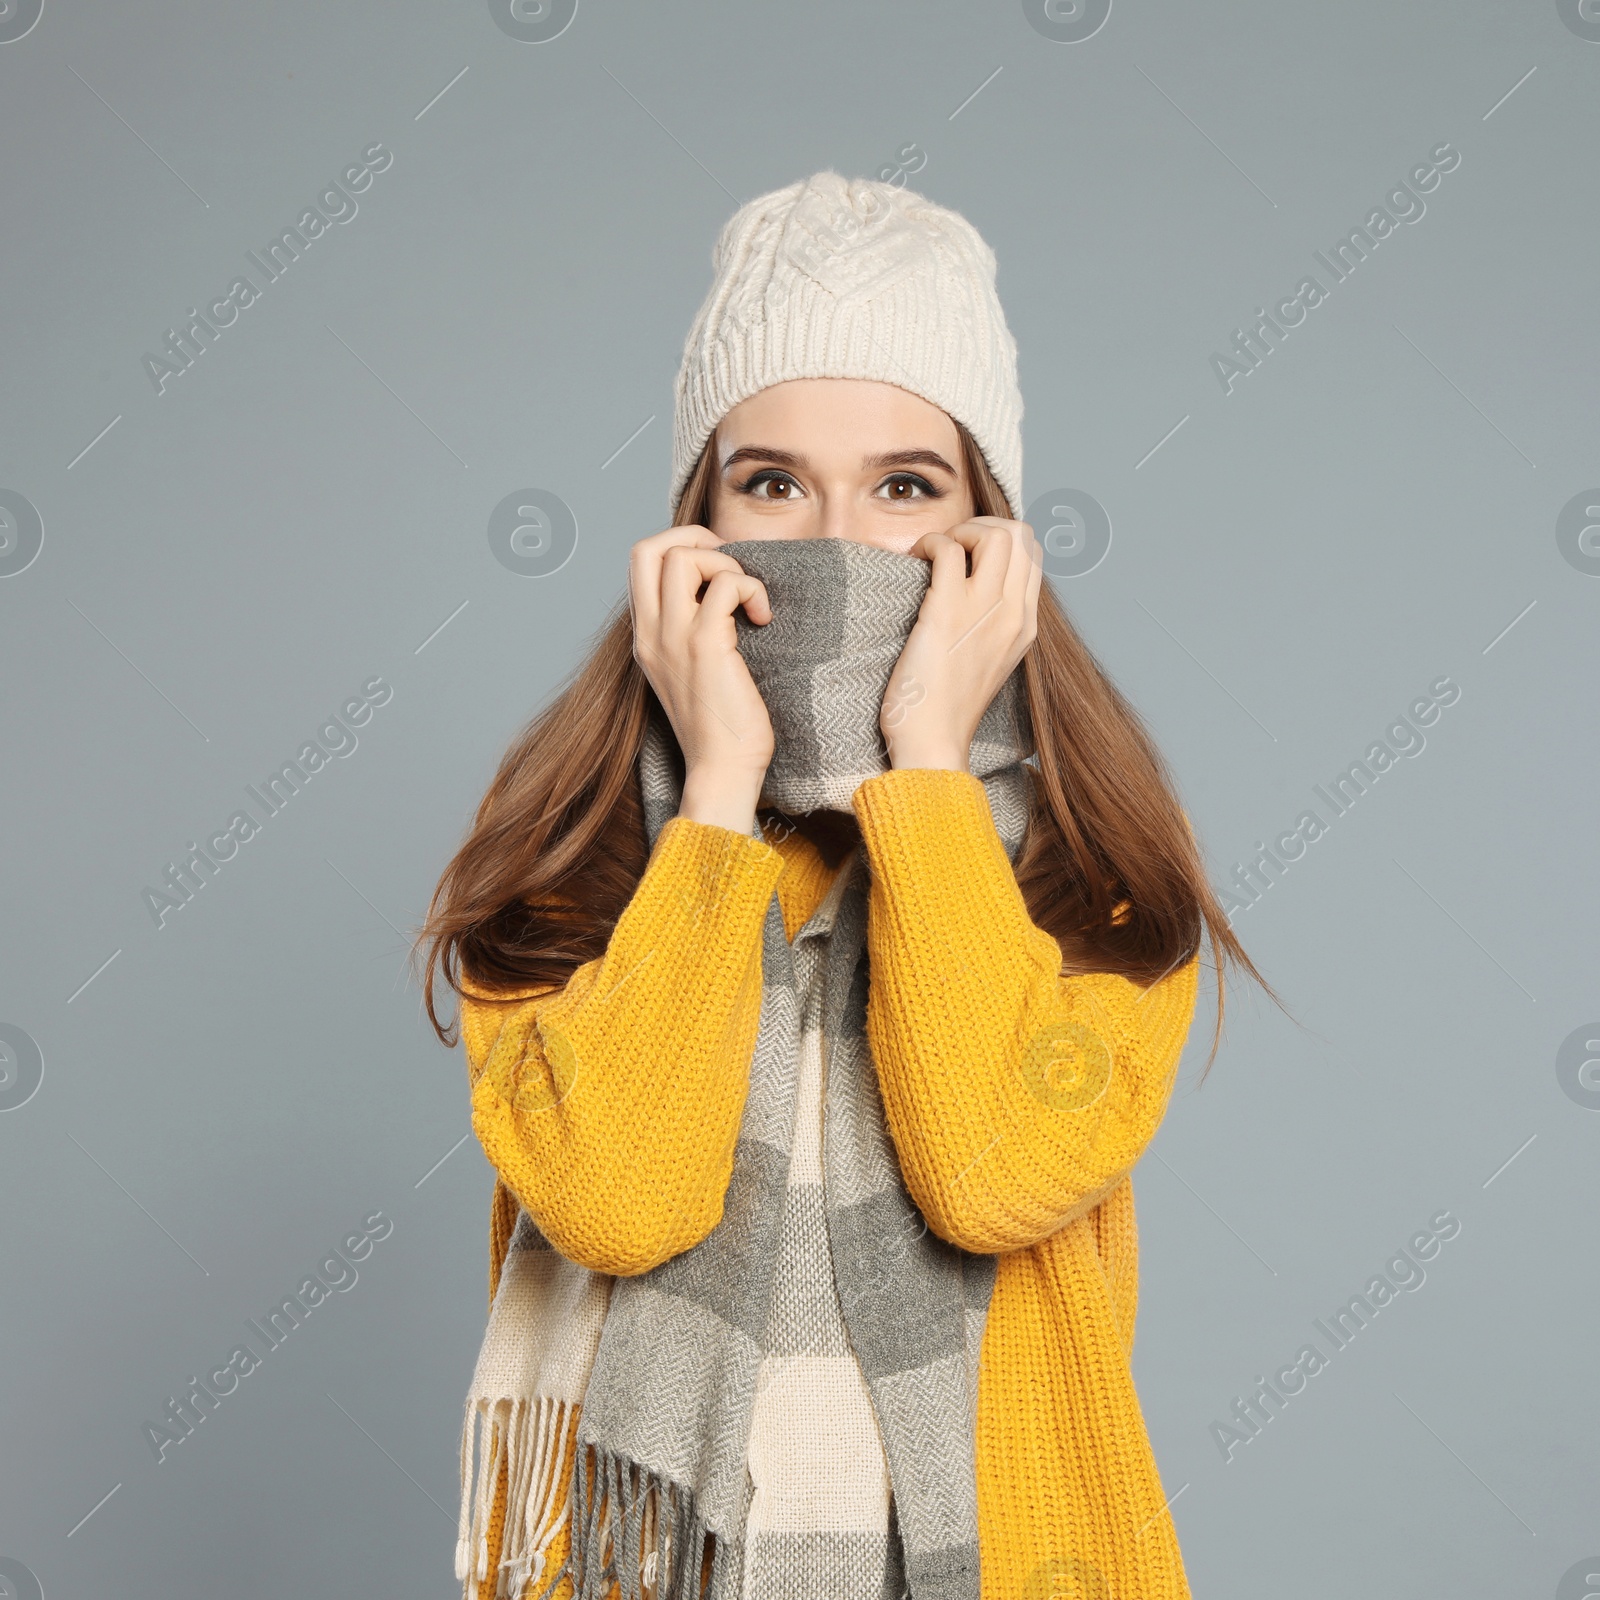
[461,767,1200,1600]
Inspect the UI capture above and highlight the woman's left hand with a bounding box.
[881,516,1043,771]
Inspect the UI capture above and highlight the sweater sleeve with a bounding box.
[462,816,787,1278]
[850,767,1200,1256]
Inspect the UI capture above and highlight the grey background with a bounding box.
[2,1,1596,1596]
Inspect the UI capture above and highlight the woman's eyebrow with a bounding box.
[721,446,807,472]
[721,446,958,475]
[861,448,957,475]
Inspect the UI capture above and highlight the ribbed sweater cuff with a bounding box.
[632,814,787,950]
[850,765,1054,967]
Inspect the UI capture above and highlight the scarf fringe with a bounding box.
[458,1398,725,1600]
[569,1441,723,1600]
[458,1394,576,1600]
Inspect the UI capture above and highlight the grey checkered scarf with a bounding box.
[459,538,1033,1600]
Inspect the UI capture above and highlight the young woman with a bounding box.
[418,174,1273,1600]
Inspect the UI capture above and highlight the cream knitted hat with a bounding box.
[670,171,1023,517]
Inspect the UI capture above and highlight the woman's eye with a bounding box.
[739,470,802,501]
[877,473,941,502]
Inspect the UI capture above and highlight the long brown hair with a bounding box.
[412,422,1283,1076]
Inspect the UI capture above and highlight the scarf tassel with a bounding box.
[460,1388,729,1600]
[457,1394,577,1600]
[565,1440,726,1600]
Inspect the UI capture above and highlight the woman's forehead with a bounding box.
[717,379,960,451]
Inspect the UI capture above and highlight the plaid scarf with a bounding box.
[459,538,1033,1600]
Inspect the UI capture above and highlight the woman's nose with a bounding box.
[814,490,867,545]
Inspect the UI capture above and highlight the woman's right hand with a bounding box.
[628,526,774,835]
